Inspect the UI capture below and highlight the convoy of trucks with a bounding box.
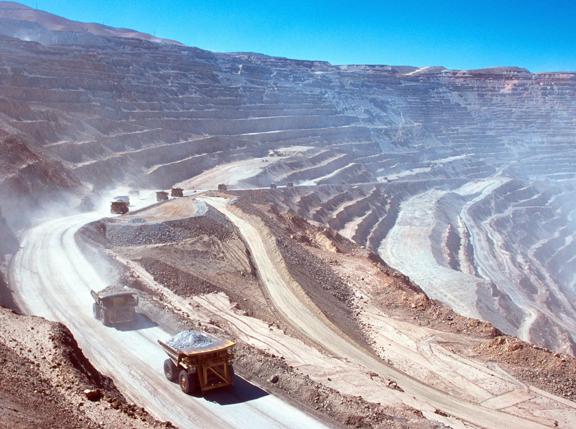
[102,185,249,391]
[91,285,235,394]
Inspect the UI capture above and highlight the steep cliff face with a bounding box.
[0,3,574,352]
[0,134,83,228]
[0,205,17,310]
[0,208,17,255]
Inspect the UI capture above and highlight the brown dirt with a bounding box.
[109,263,441,429]
[85,211,442,428]
[83,203,276,324]
[233,197,499,347]
[358,254,500,339]
[0,340,93,429]
[83,194,576,426]
[473,336,576,401]
[233,343,443,429]
[0,307,173,429]
[233,199,373,351]
[228,194,576,405]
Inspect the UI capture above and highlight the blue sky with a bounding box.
[19,0,576,71]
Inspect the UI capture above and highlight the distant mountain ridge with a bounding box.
[0,1,182,45]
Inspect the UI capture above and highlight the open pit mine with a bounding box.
[0,2,576,428]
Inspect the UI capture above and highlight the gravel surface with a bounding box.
[474,336,576,402]
[98,206,233,247]
[167,330,226,352]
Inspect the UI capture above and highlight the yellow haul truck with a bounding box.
[91,286,138,326]
[159,330,235,395]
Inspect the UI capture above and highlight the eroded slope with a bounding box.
[0,307,171,429]
[89,195,576,428]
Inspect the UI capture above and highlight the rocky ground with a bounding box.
[82,198,442,428]
[85,194,576,428]
[232,193,576,406]
[232,194,499,342]
[233,344,439,429]
[473,336,576,402]
[233,198,374,350]
[0,307,172,429]
[83,199,277,325]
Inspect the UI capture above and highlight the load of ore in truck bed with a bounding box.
[166,330,228,353]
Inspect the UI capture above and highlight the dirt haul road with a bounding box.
[202,196,553,429]
[9,212,327,429]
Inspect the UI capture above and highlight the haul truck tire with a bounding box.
[92,303,100,320]
[179,369,199,395]
[225,364,235,391]
[228,364,235,380]
[163,359,178,382]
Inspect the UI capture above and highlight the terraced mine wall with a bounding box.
[0,25,575,353]
[0,134,83,229]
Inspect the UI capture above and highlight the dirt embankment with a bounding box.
[114,268,439,429]
[82,199,440,428]
[83,203,276,323]
[230,193,576,405]
[0,307,172,429]
[474,336,576,401]
[234,191,498,338]
[233,196,495,345]
[233,344,439,429]
[83,195,576,426]
[233,199,372,350]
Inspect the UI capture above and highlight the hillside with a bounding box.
[79,193,576,428]
[0,1,181,45]
[0,0,574,370]
[0,3,575,428]
[0,307,170,428]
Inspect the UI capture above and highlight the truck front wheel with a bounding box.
[163,359,178,382]
[227,364,235,381]
[179,369,199,395]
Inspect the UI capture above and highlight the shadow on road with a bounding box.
[205,375,269,405]
[115,313,158,331]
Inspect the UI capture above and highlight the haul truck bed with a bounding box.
[159,330,235,395]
